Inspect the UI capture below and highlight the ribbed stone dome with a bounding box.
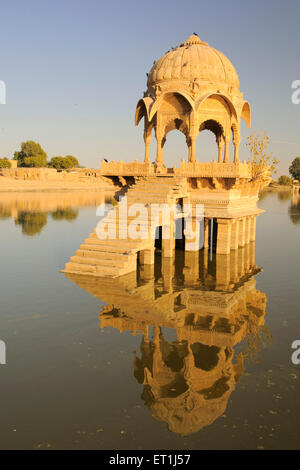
[147,34,240,91]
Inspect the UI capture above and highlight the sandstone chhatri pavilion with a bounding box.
[63,34,270,278]
[103,33,251,173]
[137,33,250,168]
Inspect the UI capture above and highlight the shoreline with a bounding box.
[0,177,118,193]
[261,184,292,193]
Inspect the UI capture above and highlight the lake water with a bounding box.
[0,189,299,450]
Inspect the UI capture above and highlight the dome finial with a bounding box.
[184,34,208,46]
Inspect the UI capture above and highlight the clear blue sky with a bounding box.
[0,0,299,174]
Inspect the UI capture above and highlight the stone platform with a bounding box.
[62,175,265,278]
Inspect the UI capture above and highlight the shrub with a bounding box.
[64,155,79,168]
[48,157,66,170]
[48,156,79,170]
[0,158,11,168]
[245,132,279,180]
[278,175,292,186]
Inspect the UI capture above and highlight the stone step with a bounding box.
[78,246,131,260]
[95,219,151,227]
[75,249,132,262]
[84,237,151,251]
[131,183,186,190]
[95,226,151,237]
[64,262,131,278]
[128,188,176,194]
[130,187,186,194]
[81,242,135,254]
[88,233,150,246]
[96,219,182,232]
[70,255,132,268]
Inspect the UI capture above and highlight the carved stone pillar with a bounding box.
[144,131,151,164]
[203,247,209,273]
[244,243,250,272]
[216,253,231,290]
[184,250,199,284]
[216,219,232,255]
[223,136,230,163]
[139,264,155,281]
[238,246,245,277]
[249,239,255,267]
[238,217,246,247]
[204,218,210,249]
[140,247,155,265]
[152,327,163,376]
[218,138,224,163]
[190,135,196,163]
[185,215,201,251]
[233,136,240,163]
[162,256,174,292]
[187,137,192,162]
[231,219,239,250]
[250,215,257,242]
[245,216,251,245]
[230,250,239,283]
[162,218,175,258]
[189,110,197,163]
[155,131,164,167]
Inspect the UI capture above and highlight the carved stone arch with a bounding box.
[145,118,155,139]
[241,101,251,128]
[164,117,189,139]
[162,119,189,159]
[197,118,227,163]
[231,122,239,142]
[135,100,146,126]
[190,343,220,371]
[149,91,194,122]
[196,92,238,122]
[135,97,153,126]
[198,119,225,141]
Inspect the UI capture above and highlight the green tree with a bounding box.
[289,157,300,181]
[0,158,11,168]
[14,141,47,167]
[64,155,79,168]
[278,175,292,186]
[48,156,66,170]
[48,155,79,170]
[23,155,48,167]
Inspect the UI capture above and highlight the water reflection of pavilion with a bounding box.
[290,190,300,225]
[65,243,267,436]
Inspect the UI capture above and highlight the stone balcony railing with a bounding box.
[99,159,252,179]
